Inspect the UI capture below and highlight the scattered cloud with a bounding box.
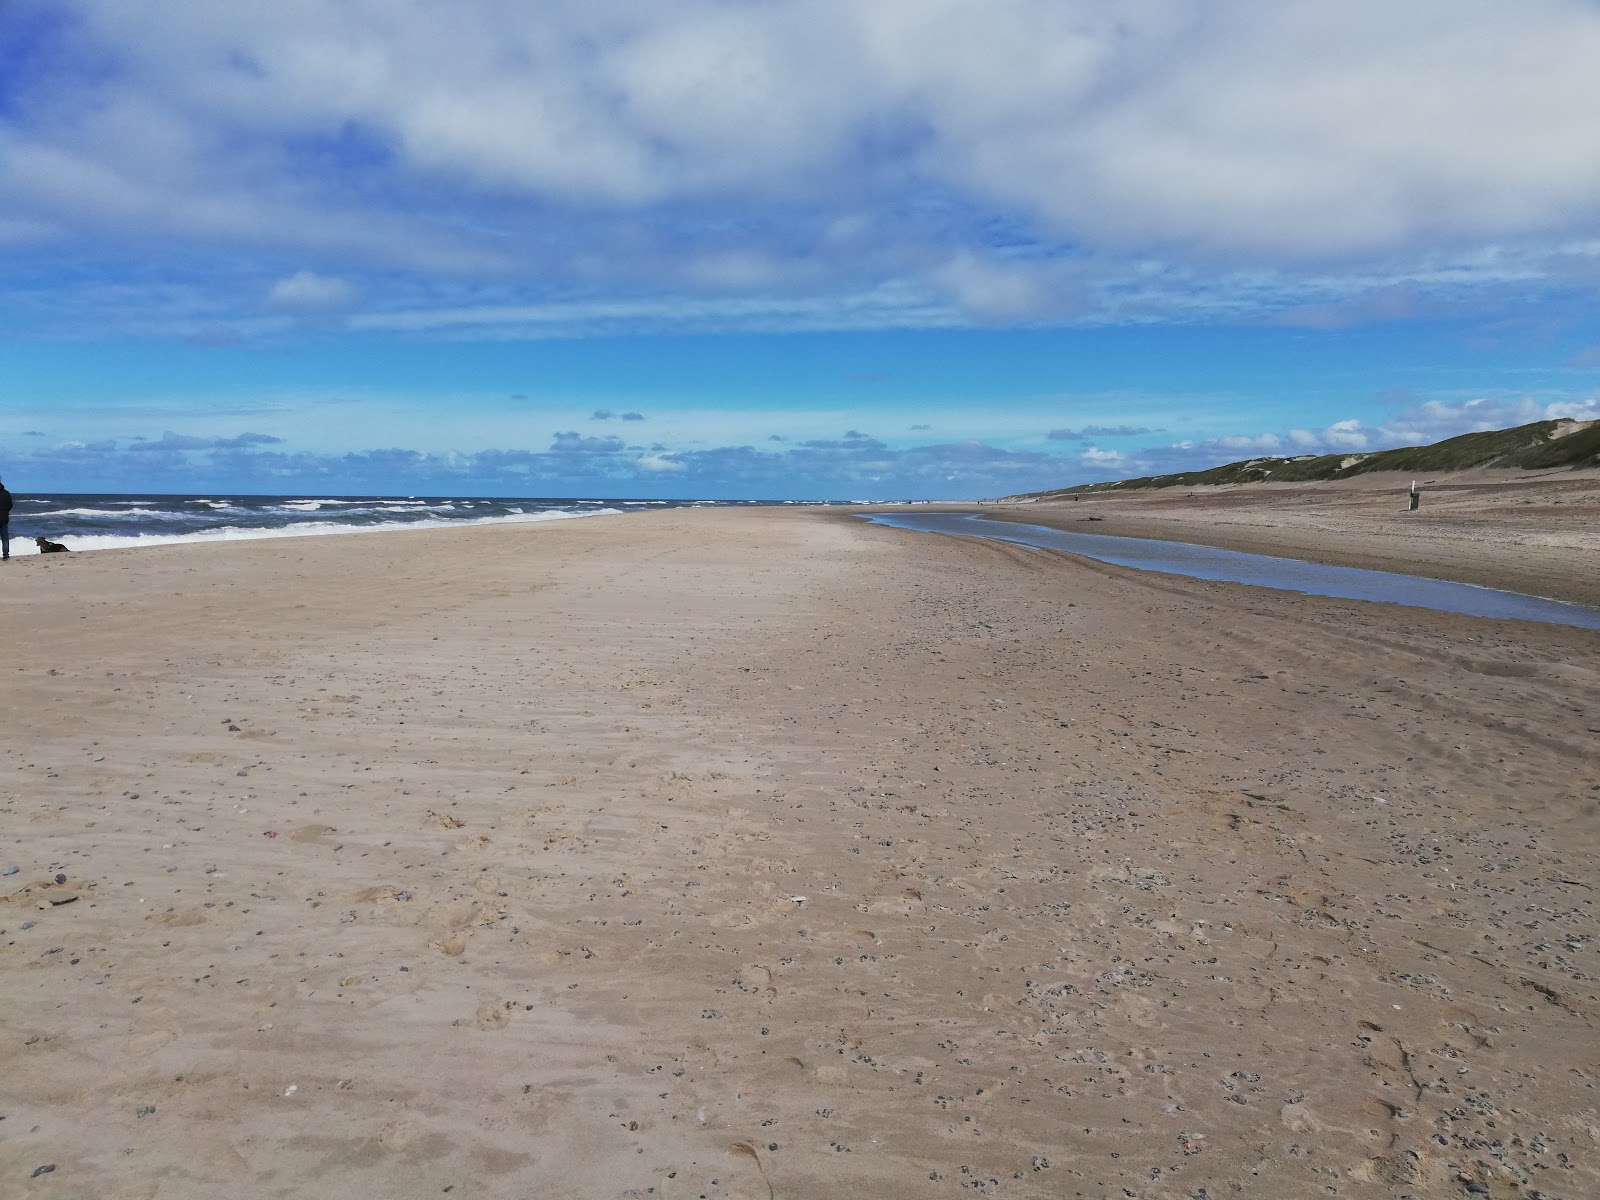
[9,391,1594,498]
[931,253,1080,323]
[1083,395,1600,482]
[5,424,1065,499]
[1285,396,1600,455]
[909,424,931,431]
[1048,424,1157,440]
[126,430,283,451]
[591,409,614,420]
[1197,433,1289,454]
[1078,447,1128,466]
[267,271,355,309]
[620,411,645,421]
[5,3,1600,336]
[550,431,625,454]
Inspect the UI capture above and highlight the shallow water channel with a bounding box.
[864,513,1600,630]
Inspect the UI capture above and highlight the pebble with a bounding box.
[53,873,66,884]
[2,866,18,876]
[31,1164,56,1178]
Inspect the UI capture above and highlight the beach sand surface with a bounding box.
[1,506,1595,1199]
[980,467,1600,608]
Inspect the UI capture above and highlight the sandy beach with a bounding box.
[2,502,1595,1199]
[982,468,1600,610]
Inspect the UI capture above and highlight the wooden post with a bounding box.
[1408,480,1421,511]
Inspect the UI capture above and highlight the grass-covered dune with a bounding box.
[1013,418,1600,499]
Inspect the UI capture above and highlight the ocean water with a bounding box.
[4,493,739,554]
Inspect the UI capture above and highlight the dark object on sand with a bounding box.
[1408,480,1421,511]
[35,537,70,553]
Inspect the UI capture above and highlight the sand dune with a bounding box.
[2,508,1595,1198]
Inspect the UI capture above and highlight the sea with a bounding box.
[4,493,772,555]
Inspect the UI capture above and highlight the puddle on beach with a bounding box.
[864,513,1600,630]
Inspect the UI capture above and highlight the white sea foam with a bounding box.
[36,506,180,518]
[277,499,413,512]
[25,507,624,555]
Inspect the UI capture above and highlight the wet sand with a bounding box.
[975,468,1600,609]
[2,507,1595,1199]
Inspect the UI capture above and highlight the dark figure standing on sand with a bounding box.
[0,478,12,560]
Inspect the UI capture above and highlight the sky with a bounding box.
[2,1,1599,500]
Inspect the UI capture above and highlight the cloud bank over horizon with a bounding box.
[1064,395,1600,482]
[6,396,1593,501]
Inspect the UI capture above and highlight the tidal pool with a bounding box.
[865,513,1600,630]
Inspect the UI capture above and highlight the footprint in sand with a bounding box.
[426,898,505,955]
[739,964,776,999]
[740,1055,806,1098]
[1350,1149,1429,1187]
[469,997,515,1030]
[351,885,407,904]
[1279,1101,1326,1134]
[155,908,207,927]
[725,1143,775,1200]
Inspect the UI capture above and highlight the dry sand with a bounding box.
[1,503,1595,1199]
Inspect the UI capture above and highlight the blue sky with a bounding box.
[2,2,1598,500]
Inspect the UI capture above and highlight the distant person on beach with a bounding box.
[0,478,11,560]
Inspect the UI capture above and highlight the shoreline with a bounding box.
[1,500,643,557]
[864,466,1600,608]
[857,511,1600,628]
[3,508,1595,1197]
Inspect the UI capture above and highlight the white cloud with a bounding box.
[636,453,684,472]
[1208,433,1284,453]
[1146,395,1600,472]
[930,252,1078,322]
[1321,419,1371,451]
[6,1,1600,333]
[1016,393,1600,486]
[268,271,355,308]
